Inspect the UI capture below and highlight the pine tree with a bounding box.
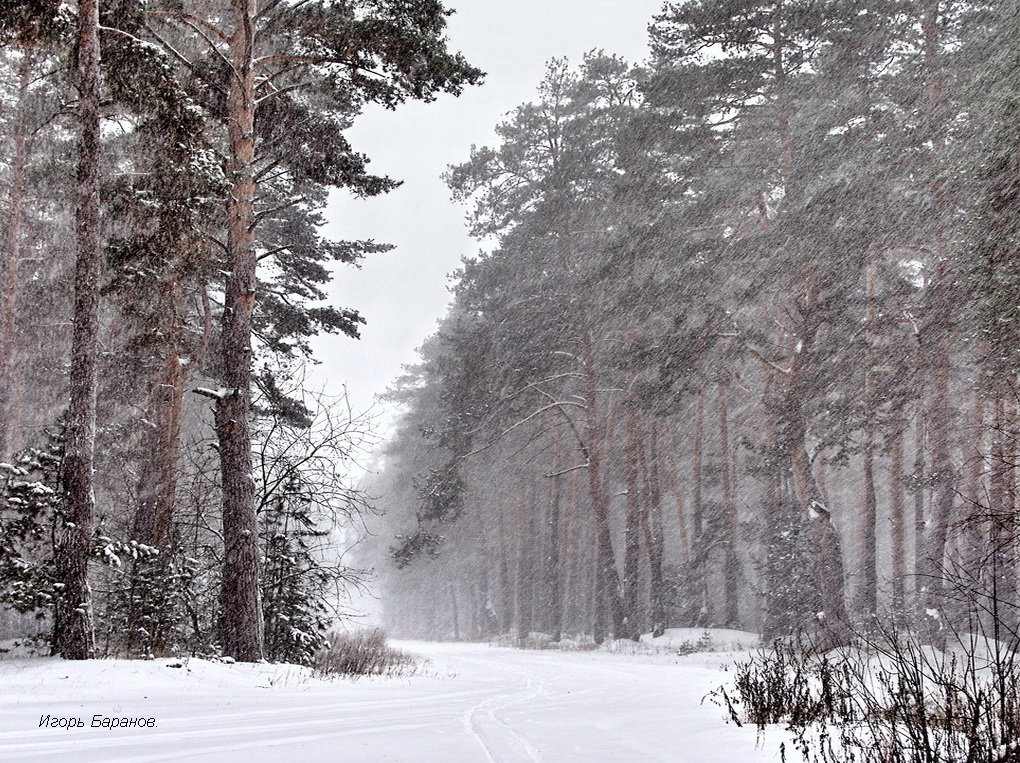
[970,3,1020,376]
[139,0,482,661]
[53,0,102,660]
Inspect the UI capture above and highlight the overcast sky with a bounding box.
[309,0,664,432]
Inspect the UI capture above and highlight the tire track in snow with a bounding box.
[457,656,546,762]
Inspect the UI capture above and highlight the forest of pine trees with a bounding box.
[3,0,1020,668]
[370,0,1020,648]
[0,0,481,660]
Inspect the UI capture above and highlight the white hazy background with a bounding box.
[310,0,663,431]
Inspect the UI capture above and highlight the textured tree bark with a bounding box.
[215,0,264,661]
[0,54,32,456]
[54,0,101,660]
[127,301,186,654]
[132,293,186,550]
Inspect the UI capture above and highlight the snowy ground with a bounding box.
[0,640,785,762]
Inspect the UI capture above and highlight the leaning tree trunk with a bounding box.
[54,0,101,660]
[212,0,264,661]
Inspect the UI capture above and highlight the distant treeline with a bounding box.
[371,0,1020,645]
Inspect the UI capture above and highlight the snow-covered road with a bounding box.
[0,642,782,762]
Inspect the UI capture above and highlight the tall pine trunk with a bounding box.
[889,425,907,611]
[214,0,264,661]
[126,316,186,655]
[54,0,101,660]
[496,493,514,633]
[916,0,957,644]
[913,405,926,600]
[787,311,850,642]
[132,293,186,549]
[546,441,564,641]
[0,54,32,456]
[692,390,707,626]
[920,300,954,636]
[563,467,582,634]
[988,397,1017,636]
[718,387,739,627]
[640,420,667,637]
[859,255,878,620]
[692,391,704,542]
[661,419,689,565]
[514,482,535,643]
[581,325,624,641]
[622,403,643,640]
[958,391,985,581]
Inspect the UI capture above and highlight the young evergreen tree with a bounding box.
[0,428,64,621]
